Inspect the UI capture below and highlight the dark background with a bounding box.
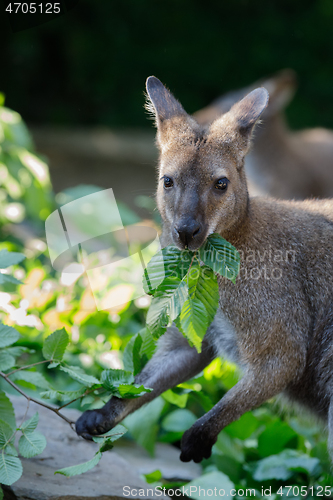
[1,0,333,130]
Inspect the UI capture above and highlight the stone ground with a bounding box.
[3,396,201,500]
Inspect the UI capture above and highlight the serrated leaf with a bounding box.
[139,328,156,360]
[92,424,128,444]
[55,451,102,477]
[4,443,18,457]
[0,273,23,285]
[193,265,219,326]
[143,246,194,294]
[0,453,22,485]
[0,324,20,348]
[123,334,143,375]
[81,395,95,407]
[199,234,240,283]
[101,369,134,391]
[0,351,15,371]
[180,297,208,353]
[42,328,69,361]
[99,439,114,453]
[10,370,52,390]
[0,392,16,430]
[0,419,14,448]
[18,431,46,458]
[40,388,86,401]
[116,384,152,398]
[59,365,100,387]
[147,278,188,339]
[0,249,25,268]
[20,412,39,434]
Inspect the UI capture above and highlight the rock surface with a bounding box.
[4,396,179,500]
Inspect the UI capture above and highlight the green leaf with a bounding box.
[20,412,39,434]
[101,369,134,390]
[186,471,234,500]
[161,409,197,432]
[59,365,100,387]
[42,328,69,361]
[225,412,259,440]
[162,389,188,408]
[139,328,156,360]
[147,278,188,339]
[0,324,20,348]
[253,449,320,481]
[92,424,128,451]
[180,297,208,353]
[124,397,165,456]
[10,370,52,390]
[0,392,16,430]
[143,246,194,294]
[116,384,152,398]
[188,264,219,327]
[55,451,102,477]
[199,233,240,283]
[40,388,86,401]
[0,453,23,485]
[258,420,298,457]
[0,249,25,268]
[4,443,18,457]
[18,431,46,458]
[144,469,162,484]
[123,334,144,375]
[0,350,16,371]
[0,419,14,448]
[0,273,23,285]
[92,424,127,443]
[0,485,3,500]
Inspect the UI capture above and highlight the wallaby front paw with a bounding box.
[76,408,114,439]
[180,425,216,463]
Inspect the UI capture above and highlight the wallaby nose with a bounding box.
[175,220,201,247]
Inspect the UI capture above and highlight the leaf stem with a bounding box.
[0,371,76,429]
[6,359,52,376]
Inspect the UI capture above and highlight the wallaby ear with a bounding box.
[228,87,269,134]
[145,76,186,124]
[210,87,269,162]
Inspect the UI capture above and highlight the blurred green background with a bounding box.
[1,0,333,129]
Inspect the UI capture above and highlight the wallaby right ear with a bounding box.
[146,76,186,124]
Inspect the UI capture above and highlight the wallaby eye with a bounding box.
[215,178,229,191]
[163,176,174,189]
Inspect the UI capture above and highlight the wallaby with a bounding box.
[195,69,333,199]
[76,77,333,464]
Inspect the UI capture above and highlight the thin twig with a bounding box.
[0,371,76,429]
[57,387,104,410]
[6,359,52,376]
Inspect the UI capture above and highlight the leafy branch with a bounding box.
[143,234,240,352]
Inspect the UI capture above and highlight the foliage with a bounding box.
[0,103,332,497]
[144,238,240,351]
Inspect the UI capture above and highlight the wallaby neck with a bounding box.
[219,193,252,249]
[254,113,290,149]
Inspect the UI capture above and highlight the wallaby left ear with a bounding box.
[210,87,269,161]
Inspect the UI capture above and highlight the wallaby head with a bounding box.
[146,76,269,250]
